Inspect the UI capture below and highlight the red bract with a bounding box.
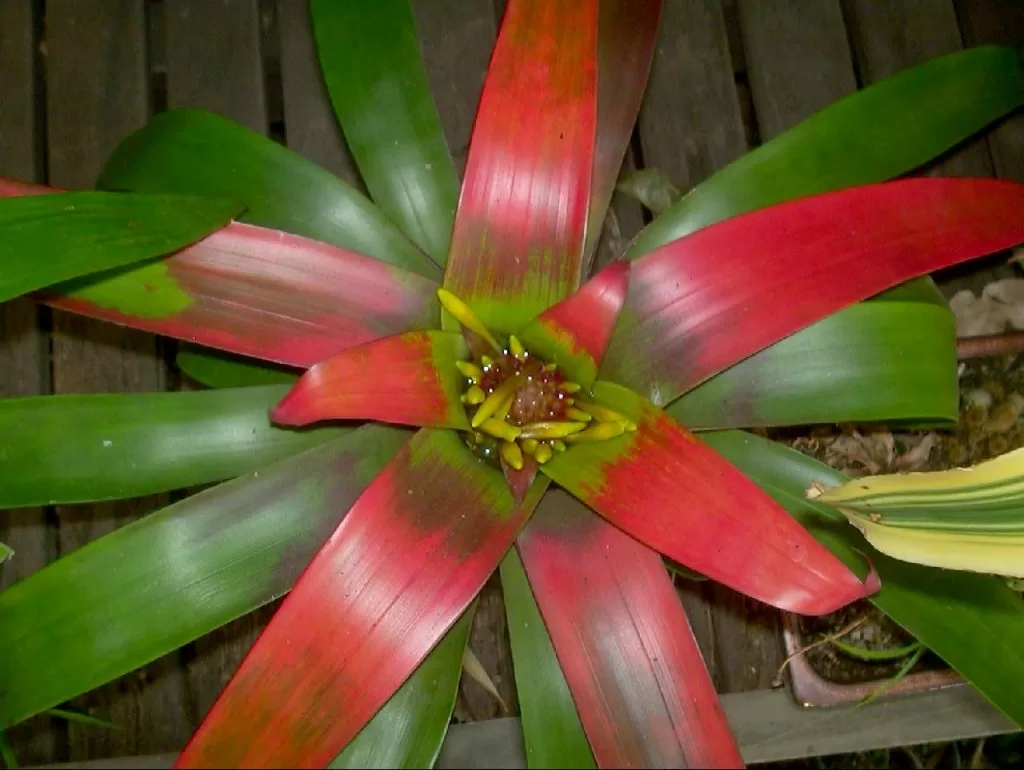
[3,1,1024,768]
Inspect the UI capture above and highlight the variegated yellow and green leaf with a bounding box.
[808,446,1024,578]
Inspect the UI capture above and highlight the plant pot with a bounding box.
[780,602,963,707]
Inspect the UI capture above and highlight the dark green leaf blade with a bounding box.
[0,386,340,508]
[629,45,1024,256]
[329,607,473,769]
[177,345,300,389]
[500,549,596,770]
[0,425,410,728]
[669,300,957,428]
[701,429,1024,728]
[96,109,439,278]
[311,0,460,265]
[0,191,240,304]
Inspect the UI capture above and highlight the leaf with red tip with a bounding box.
[517,490,744,769]
[601,177,1024,406]
[175,429,547,769]
[583,0,662,267]
[0,181,443,369]
[501,455,539,505]
[539,381,879,615]
[441,0,598,335]
[517,259,630,389]
[271,331,469,430]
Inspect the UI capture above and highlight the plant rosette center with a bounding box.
[439,289,636,471]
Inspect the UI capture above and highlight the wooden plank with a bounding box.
[44,0,189,759]
[955,0,1024,182]
[29,682,1022,769]
[737,0,856,139]
[158,0,279,729]
[412,0,495,177]
[277,0,360,184]
[165,0,266,132]
[711,0,861,695]
[637,0,747,192]
[0,1,61,764]
[633,0,753,687]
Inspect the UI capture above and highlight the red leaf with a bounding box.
[441,0,598,335]
[517,259,630,388]
[271,331,470,430]
[539,382,879,615]
[0,178,440,369]
[584,0,662,267]
[517,490,744,769]
[601,177,1024,405]
[175,429,547,769]
[502,454,539,505]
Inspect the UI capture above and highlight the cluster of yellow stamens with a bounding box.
[438,289,636,471]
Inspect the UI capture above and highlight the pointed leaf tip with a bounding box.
[541,382,882,615]
[518,258,631,388]
[270,331,470,430]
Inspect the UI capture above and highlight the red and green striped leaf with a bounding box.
[176,429,547,769]
[329,608,474,769]
[45,220,441,370]
[517,490,743,769]
[500,548,596,770]
[0,426,410,729]
[0,386,340,508]
[310,0,459,265]
[271,331,469,430]
[0,186,240,304]
[540,382,878,616]
[97,108,439,278]
[602,177,1024,406]
[583,0,661,267]
[516,259,630,389]
[0,180,441,370]
[441,0,598,335]
[669,298,958,429]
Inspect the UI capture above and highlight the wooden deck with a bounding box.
[1,0,1022,764]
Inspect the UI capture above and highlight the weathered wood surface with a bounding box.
[0,0,1022,762]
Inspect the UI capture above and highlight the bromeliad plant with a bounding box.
[4,1,1024,767]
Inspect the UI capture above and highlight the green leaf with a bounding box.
[829,638,923,664]
[311,0,459,265]
[669,300,958,428]
[0,425,410,728]
[500,549,596,770]
[177,345,300,389]
[0,191,240,304]
[629,45,1024,256]
[0,543,11,566]
[701,429,1024,728]
[0,731,16,770]
[0,386,340,508]
[45,708,118,730]
[96,109,439,279]
[329,607,473,769]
